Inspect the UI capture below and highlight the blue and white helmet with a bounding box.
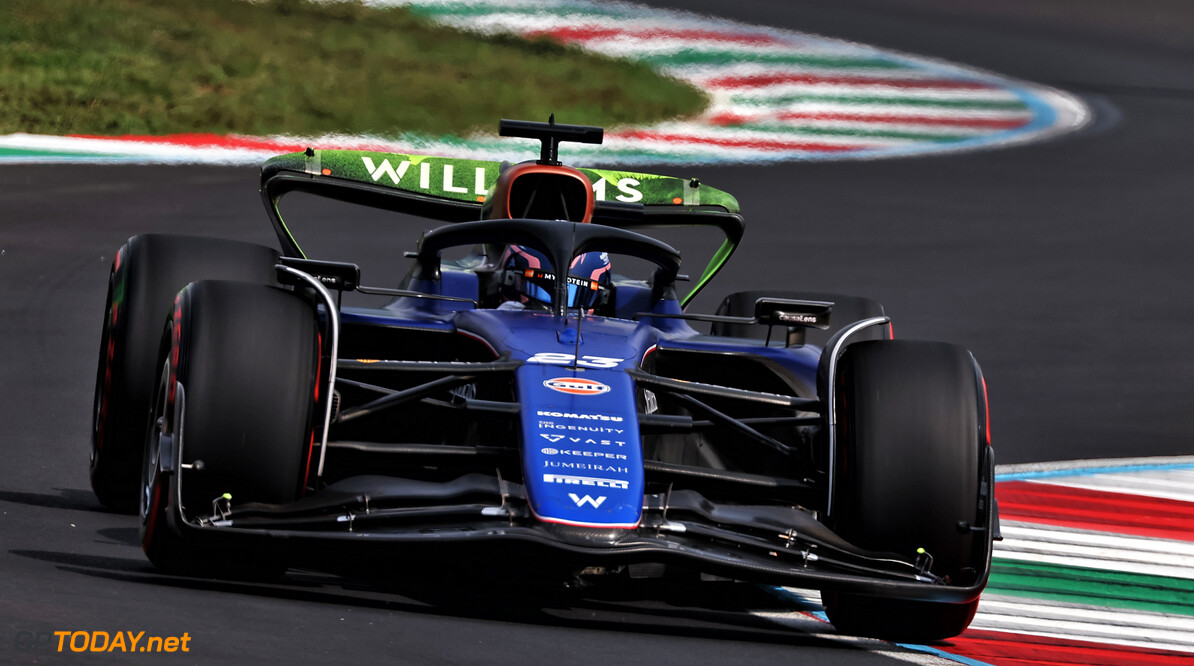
[499,245,611,310]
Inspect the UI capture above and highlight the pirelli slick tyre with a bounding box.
[91,234,278,513]
[822,340,987,643]
[710,290,887,347]
[140,280,319,575]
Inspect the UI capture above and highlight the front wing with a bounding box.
[158,452,996,604]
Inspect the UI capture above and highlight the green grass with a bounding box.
[0,0,707,137]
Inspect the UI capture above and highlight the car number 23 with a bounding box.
[527,352,622,369]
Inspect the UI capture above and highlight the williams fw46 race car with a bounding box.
[90,118,997,642]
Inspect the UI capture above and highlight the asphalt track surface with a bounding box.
[2,1,1192,663]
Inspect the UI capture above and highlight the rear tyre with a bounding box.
[91,235,278,512]
[710,290,886,347]
[822,340,987,643]
[140,281,319,576]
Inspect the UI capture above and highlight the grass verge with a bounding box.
[0,0,707,137]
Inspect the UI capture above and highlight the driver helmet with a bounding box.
[499,245,611,310]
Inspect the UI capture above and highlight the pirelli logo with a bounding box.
[543,474,629,489]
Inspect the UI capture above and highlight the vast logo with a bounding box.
[540,434,565,443]
[543,377,611,396]
[569,494,606,508]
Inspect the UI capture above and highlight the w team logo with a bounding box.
[543,377,610,396]
[569,494,606,508]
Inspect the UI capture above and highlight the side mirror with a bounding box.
[753,298,832,346]
[277,257,361,291]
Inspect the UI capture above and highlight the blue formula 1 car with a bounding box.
[90,119,997,642]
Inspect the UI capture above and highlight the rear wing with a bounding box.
[260,149,743,306]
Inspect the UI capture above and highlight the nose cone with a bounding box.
[516,363,643,529]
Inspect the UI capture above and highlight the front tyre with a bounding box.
[823,340,989,642]
[91,235,278,512]
[140,280,320,576]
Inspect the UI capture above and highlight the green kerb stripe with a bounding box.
[0,147,112,158]
[731,94,1028,110]
[988,559,1194,617]
[643,51,907,70]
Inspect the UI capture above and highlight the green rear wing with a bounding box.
[259,149,743,306]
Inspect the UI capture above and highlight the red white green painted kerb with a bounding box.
[764,458,1194,665]
[0,0,1088,165]
[942,459,1194,666]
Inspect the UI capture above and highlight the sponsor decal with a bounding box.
[361,156,488,195]
[541,448,628,460]
[522,274,601,291]
[536,410,623,422]
[537,420,624,435]
[528,352,621,369]
[538,435,626,447]
[776,312,821,325]
[543,377,611,396]
[569,494,606,508]
[591,177,642,203]
[543,474,629,489]
[545,461,630,474]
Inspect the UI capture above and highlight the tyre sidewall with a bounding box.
[173,280,318,513]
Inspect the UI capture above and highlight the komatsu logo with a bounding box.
[536,411,623,422]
